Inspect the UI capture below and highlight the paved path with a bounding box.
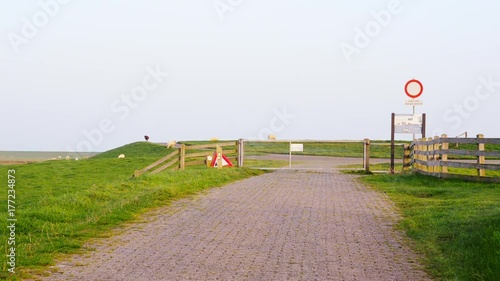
[43,163,430,280]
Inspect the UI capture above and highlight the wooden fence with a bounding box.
[362,139,411,173]
[133,141,241,177]
[412,134,500,182]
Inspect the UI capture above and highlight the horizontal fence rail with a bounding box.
[412,134,500,182]
[133,150,179,177]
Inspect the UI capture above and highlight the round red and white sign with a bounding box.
[405,79,423,99]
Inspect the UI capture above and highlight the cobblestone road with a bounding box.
[44,165,430,280]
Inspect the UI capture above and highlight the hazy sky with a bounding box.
[1,0,499,151]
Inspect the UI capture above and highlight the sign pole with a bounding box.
[289,141,292,168]
[412,104,416,140]
[391,113,395,174]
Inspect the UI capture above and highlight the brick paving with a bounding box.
[43,165,430,280]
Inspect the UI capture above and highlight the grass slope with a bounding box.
[0,142,263,280]
[362,174,500,280]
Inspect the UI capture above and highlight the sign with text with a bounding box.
[405,99,423,106]
[290,143,304,152]
[394,114,423,134]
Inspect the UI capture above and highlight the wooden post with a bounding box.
[237,139,244,167]
[179,144,186,170]
[421,138,427,172]
[412,139,418,171]
[216,145,223,169]
[441,134,448,174]
[427,138,433,173]
[363,138,370,173]
[418,138,423,171]
[433,136,440,173]
[414,140,419,171]
[403,144,410,172]
[477,134,485,177]
[420,139,424,171]
[421,113,426,138]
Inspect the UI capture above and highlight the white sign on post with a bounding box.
[289,143,303,168]
[290,144,303,152]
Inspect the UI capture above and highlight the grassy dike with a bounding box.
[0,142,264,280]
[360,173,500,280]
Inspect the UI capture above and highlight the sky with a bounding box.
[1,0,499,152]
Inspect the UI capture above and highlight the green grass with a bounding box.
[446,167,500,178]
[0,142,264,280]
[341,162,405,173]
[243,159,291,168]
[244,141,407,158]
[361,174,500,280]
[342,162,500,179]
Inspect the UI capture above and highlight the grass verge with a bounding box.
[244,159,294,168]
[0,142,265,280]
[360,173,500,280]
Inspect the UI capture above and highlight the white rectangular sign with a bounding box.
[290,143,303,152]
[405,99,423,106]
[395,114,423,134]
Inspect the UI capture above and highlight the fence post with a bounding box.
[414,140,419,171]
[412,140,417,171]
[427,139,431,173]
[403,144,410,172]
[421,138,427,172]
[433,136,440,174]
[237,139,244,167]
[441,134,448,174]
[216,145,223,169]
[179,144,186,170]
[414,139,419,171]
[428,138,434,173]
[418,138,422,172]
[363,138,370,173]
[477,134,485,177]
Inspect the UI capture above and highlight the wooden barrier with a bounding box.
[134,141,239,177]
[411,134,500,182]
[363,140,408,173]
[133,150,179,177]
[180,141,238,170]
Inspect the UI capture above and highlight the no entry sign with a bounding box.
[405,79,423,99]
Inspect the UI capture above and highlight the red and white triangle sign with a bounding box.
[210,151,234,167]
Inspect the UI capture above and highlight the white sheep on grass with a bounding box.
[118,154,126,159]
[167,140,177,149]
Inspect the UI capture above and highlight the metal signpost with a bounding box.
[289,143,303,168]
[391,79,426,174]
